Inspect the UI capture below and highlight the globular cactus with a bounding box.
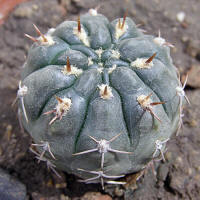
[16,9,188,189]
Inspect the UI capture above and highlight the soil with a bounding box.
[0,0,200,199]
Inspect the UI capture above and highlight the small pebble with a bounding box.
[157,164,169,181]
[81,192,112,200]
[176,11,186,23]
[60,194,70,200]
[0,13,3,20]
[181,36,189,43]
[32,4,39,10]
[0,146,2,156]
[114,186,124,197]
[55,182,67,189]
[187,65,200,88]
[0,168,27,200]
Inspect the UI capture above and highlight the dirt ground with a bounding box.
[0,0,200,199]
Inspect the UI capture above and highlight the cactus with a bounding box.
[16,9,186,189]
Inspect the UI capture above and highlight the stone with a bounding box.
[169,172,186,192]
[81,192,112,200]
[0,168,27,200]
[176,12,186,23]
[187,65,200,88]
[13,5,34,18]
[157,164,169,181]
[114,186,124,197]
[186,39,200,58]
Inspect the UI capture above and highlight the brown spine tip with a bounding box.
[66,57,71,72]
[24,33,39,43]
[78,16,81,33]
[43,110,55,115]
[145,53,157,64]
[150,102,165,106]
[103,85,108,96]
[33,24,48,42]
[121,10,127,29]
[118,18,121,29]
[142,93,152,103]
[55,96,63,103]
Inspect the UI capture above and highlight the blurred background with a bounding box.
[0,0,200,199]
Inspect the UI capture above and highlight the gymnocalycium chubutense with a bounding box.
[15,9,189,189]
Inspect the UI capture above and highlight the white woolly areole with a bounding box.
[89,9,98,16]
[62,65,83,77]
[88,57,94,66]
[95,48,103,58]
[176,86,185,97]
[97,68,104,73]
[47,28,56,35]
[108,64,116,74]
[38,35,55,46]
[131,58,153,69]
[111,49,120,59]
[98,62,103,67]
[115,23,128,40]
[155,140,163,150]
[97,139,110,153]
[56,97,72,116]
[98,84,113,100]
[18,81,28,97]
[153,36,166,46]
[137,95,152,109]
[73,26,90,47]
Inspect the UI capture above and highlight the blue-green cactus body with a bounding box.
[19,11,180,181]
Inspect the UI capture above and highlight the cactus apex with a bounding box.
[98,84,113,99]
